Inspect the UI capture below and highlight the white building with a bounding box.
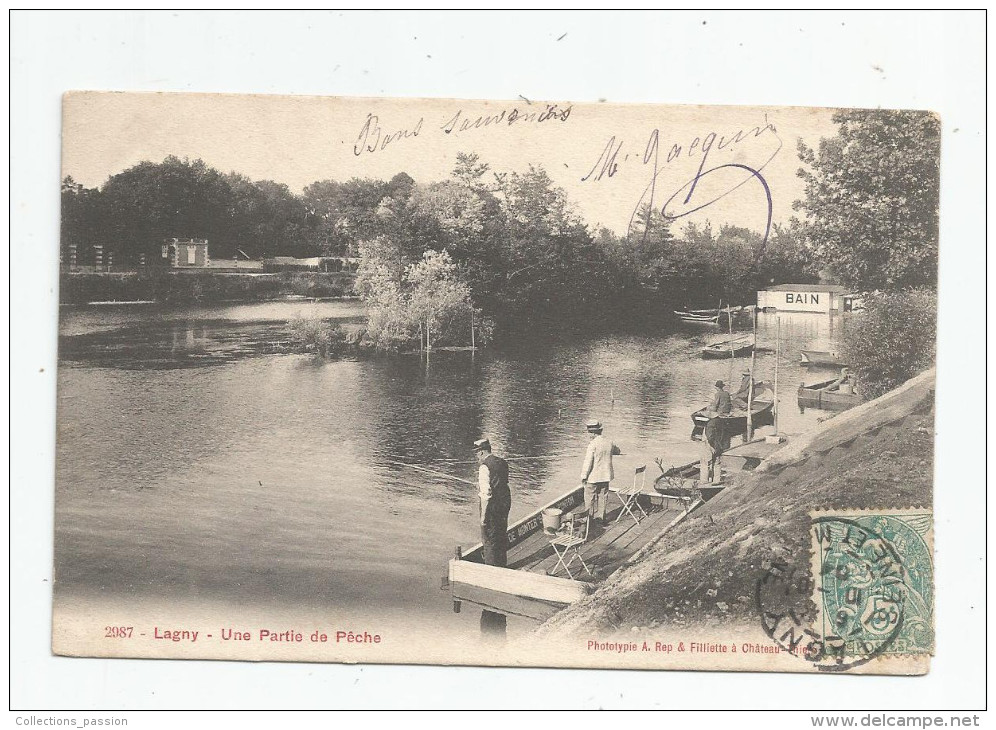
[165,238,210,267]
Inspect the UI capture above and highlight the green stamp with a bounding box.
[813,509,934,662]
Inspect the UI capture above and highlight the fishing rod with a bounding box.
[429,455,564,465]
[397,442,705,478]
[386,460,477,486]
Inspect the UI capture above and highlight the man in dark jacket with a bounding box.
[474,438,511,567]
[474,437,511,638]
[709,380,733,416]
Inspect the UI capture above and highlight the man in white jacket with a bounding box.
[580,420,622,526]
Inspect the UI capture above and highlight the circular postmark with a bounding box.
[754,516,908,672]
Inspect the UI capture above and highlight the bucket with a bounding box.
[542,508,563,532]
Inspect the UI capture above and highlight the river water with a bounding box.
[54,300,849,639]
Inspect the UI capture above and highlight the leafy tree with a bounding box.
[252,180,310,257]
[226,174,310,258]
[756,223,817,289]
[402,154,507,322]
[406,250,476,348]
[97,156,238,261]
[451,152,491,191]
[627,204,676,289]
[794,110,940,290]
[492,164,611,323]
[354,236,413,350]
[60,177,103,264]
[385,171,415,204]
[498,164,575,236]
[711,224,764,304]
[356,244,475,351]
[302,177,390,257]
[301,179,349,256]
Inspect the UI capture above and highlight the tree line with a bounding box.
[61,158,416,263]
[61,108,938,339]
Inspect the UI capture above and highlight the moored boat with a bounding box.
[690,376,775,441]
[690,399,775,441]
[800,350,847,367]
[797,377,862,412]
[701,336,754,359]
[652,460,706,507]
[674,309,720,324]
[675,305,753,326]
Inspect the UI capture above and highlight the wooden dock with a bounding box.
[721,438,788,469]
[448,468,703,621]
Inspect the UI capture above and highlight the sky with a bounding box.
[63,92,838,234]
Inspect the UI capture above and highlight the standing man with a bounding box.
[474,438,511,568]
[702,416,726,484]
[580,420,621,527]
[474,437,510,640]
[702,381,733,484]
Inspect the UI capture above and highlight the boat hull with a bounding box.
[690,401,775,441]
[797,380,862,412]
[800,350,846,367]
[652,461,703,504]
[675,311,719,325]
[701,342,754,359]
[675,306,753,327]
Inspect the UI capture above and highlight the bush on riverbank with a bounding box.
[287,316,352,358]
[59,270,356,305]
[842,289,937,400]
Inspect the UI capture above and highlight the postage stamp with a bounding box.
[755,508,933,673]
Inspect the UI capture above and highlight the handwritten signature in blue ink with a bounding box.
[581,118,782,246]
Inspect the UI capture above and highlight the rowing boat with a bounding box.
[690,377,775,441]
[675,306,753,326]
[674,309,720,324]
[797,377,862,412]
[701,336,754,359]
[690,399,775,441]
[800,349,847,367]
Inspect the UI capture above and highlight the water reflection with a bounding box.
[55,301,853,633]
[59,300,367,369]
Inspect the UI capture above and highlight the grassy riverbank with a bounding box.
[536,370,934,636]
[60,270,356,305]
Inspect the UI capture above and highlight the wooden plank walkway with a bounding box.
[723,438,786,461]
[505,498,687,583]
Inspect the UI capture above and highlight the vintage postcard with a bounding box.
[54,92,937,673]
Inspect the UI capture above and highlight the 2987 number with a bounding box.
[104,626,133,638]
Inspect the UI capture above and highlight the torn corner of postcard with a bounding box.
[53,92,939,673]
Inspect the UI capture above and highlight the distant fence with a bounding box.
[202,259,265,271]
[263,257,359,273]
[60,270,357,305]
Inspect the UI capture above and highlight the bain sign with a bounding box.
[757,287,841,313]
[785,292,820,306]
